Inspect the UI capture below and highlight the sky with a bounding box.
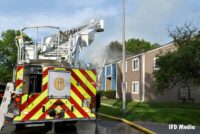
[0,0,200,64]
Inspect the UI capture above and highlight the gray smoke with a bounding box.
[89,43,122,69]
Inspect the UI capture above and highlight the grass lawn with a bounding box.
[99,99,200,125]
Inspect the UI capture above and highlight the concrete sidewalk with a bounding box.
[135,121,200,134]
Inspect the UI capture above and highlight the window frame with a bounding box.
[154,57,160,70]
[132,81,139,94]
[106,64,112,77]
[132,58,139,71]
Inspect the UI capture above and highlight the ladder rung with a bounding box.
[0,83,14,130]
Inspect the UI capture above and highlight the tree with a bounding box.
[0,30,32,83]
[0,30,21,83]
[106,38,159,61]
[0,29,32,83]
[108,41,122,52]
[125,38,159,54]
[154,23,200,92]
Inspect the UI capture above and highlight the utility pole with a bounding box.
[122,0,126,116]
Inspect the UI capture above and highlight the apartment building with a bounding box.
[100,43,200,102]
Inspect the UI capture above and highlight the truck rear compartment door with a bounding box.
[48,71,71,98]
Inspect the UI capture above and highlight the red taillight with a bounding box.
[14,96,21,108]
[15,97,21,102]
[90,97,96,113]
[91,97,96,107]
[14,96,21,116]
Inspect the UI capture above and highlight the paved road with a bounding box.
[0,119,144,134]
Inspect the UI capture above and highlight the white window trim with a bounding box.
[132,81,139,94]
[154,57,160,70]
[106,64,112,77]
[132,58,139,71]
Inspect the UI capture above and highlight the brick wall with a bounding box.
[144,44,177,102]
[117,54,143,101]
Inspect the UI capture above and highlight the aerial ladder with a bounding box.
[0,83,14,130]
[17,19,104,66]
[0,19,104,131]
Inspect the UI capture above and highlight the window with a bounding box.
[132,58,139,71]
[29,66,42,93]
[154,57,160,70]
[106,65,112,76]
[132,81,139,94]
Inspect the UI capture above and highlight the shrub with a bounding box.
[97,90,105,97]
[104,90,116,99]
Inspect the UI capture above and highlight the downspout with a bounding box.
[116,64,118,98]
[104,65,107,91]
[142,54,145,102]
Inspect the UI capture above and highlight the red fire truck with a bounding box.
[0,20,103,132]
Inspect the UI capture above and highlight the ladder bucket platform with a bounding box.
[0,82,14,130]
